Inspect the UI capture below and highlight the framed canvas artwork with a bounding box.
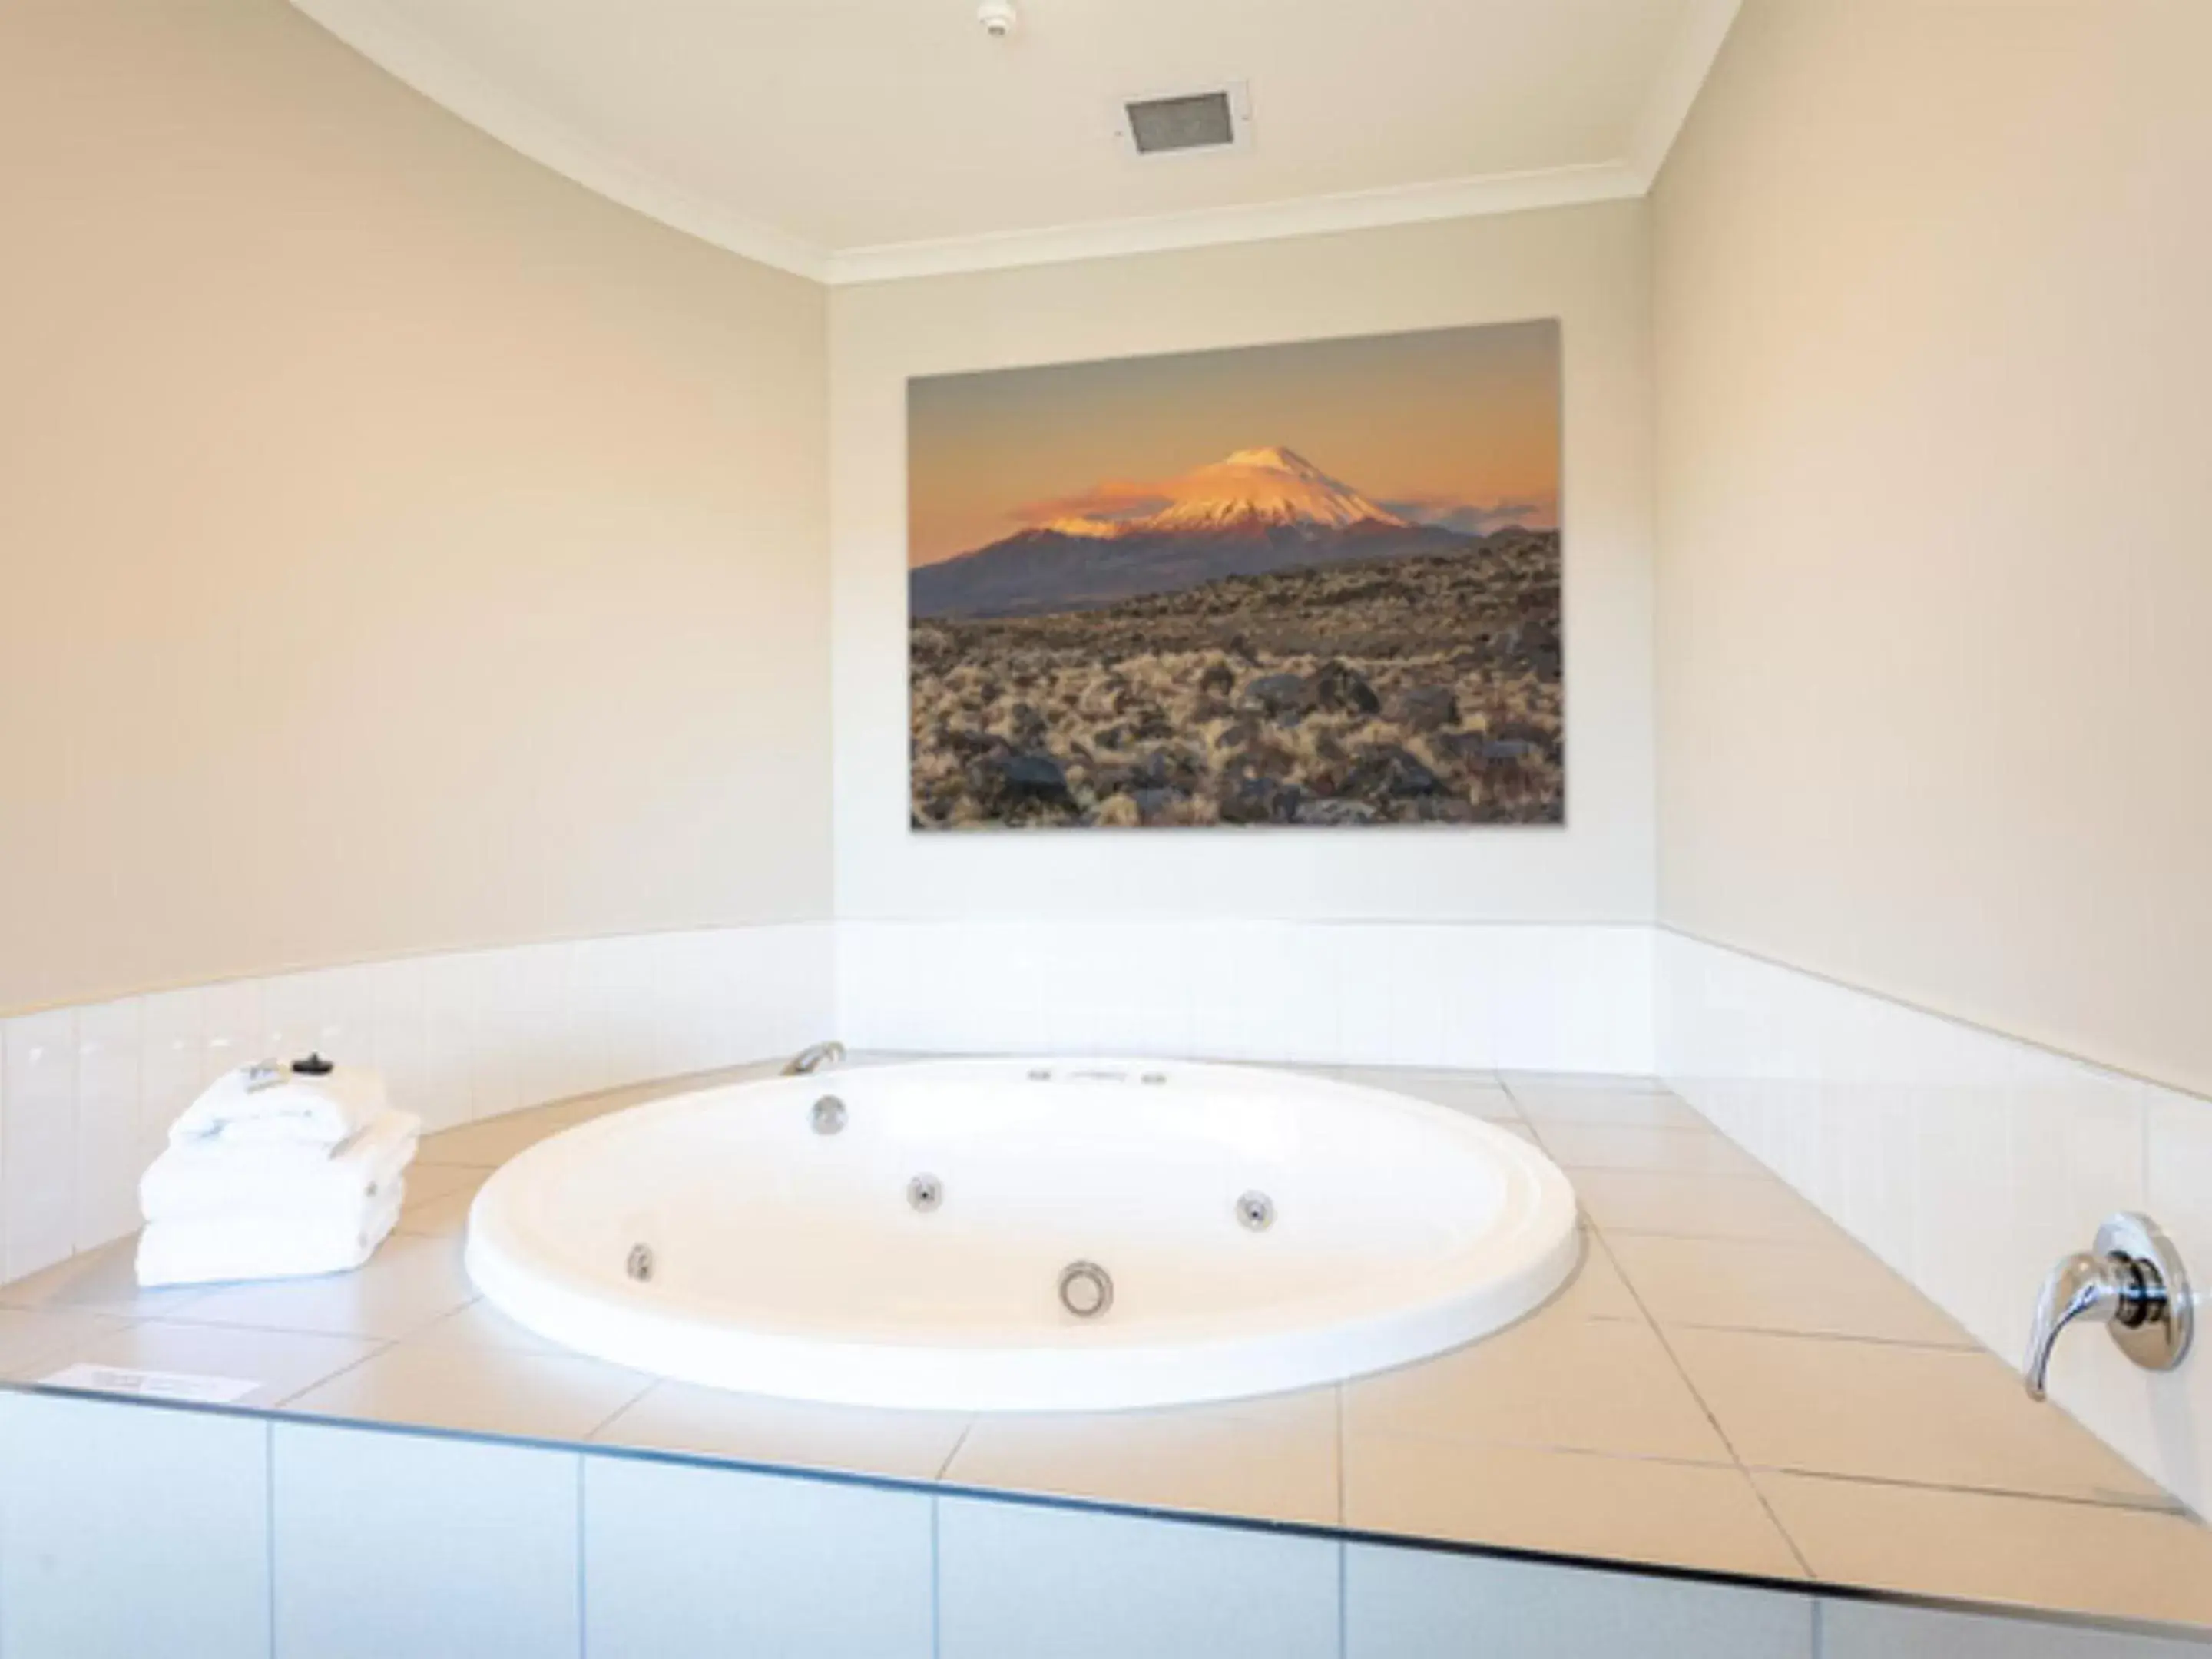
[908,320,1562,830]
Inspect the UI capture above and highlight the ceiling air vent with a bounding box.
[1115,84,1251,160]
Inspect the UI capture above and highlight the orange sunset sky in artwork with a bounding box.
[907,320,1561,568]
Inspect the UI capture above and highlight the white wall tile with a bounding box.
[0,1390,271,1659]
[1822,1598,2208,1658]
[583,1455,933,1657]
[4,1009,79,1281]
[272,1422,579,1659]
[1660,930,2212,1515]
[197,977,265,1086]
[554,939,616,1099]
[259,971,323,1068]
[139,988,204,1177]
[416,951,482,1133]
[366,955,435,1124]
[839,919,1654,1072]
[938,1496,1339,1659]
[73,999,144,1249]
[760,922,839,1060]
[1346,1544,1813,1658]
[309,963,381,1070]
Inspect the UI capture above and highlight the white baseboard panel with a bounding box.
[1657,929,2212,1517]
[836,919,1657,1075]
[0,922,836,1284]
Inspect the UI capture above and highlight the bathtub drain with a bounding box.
[1058,1260,1114,1319]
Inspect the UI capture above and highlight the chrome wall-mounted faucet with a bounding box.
[2022,1213,2193,1401]
[783,1040,846,1077]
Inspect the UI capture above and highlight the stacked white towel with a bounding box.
[136,1058,420,1288]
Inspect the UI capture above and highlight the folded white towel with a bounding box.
[140,1108,421,1226]
[169,1058,386,1149]
[134,1184,404,1288]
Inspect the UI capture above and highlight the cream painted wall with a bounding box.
[1652,1,2212,1094]
[830,204,1656,923]
[0,1,830,1014]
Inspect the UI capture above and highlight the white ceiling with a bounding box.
[291,0,1740,283]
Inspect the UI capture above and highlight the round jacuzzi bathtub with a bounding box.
[463,1058,1580,1412]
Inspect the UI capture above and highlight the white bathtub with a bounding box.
[464,1058,1581,1412]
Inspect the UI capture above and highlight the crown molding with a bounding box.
[823,163,1644,286]
[289,0,832,281]
[290,0,1737,289]
[1624,0,1743,188]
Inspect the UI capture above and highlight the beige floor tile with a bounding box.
[1541,1232,1646,1323]
[1509,1083,1712,1127]
[0,1306,131,1376]
[0,1237,216,1320]
[406,1296,565,1355]
[1346,1432,1805,1579]
[390,1187,476,1239]
[166,1233,475,1340]
[285,1337,652,1440]
[945,1388,1339,1526]
[1754,1471,2212,1628]
[1533,1121,1766,1177]
[1345,1313,1731,1463]
[1608,1233,1973,1347]
[1505,1070,1669,1094]
[1574,1168,1843,1244]
[1340,1070,1522,1120]
[592,1379,970,1482]
[397,1164,490,1211]
[541,1061,774,1125]
[20,1320,386,1407]
[1669,1327,2169,1505]
[415,1104,572,1168]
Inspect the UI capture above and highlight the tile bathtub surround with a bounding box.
[273,1423,582,1659]
[1657,931,2212,1520]
[6,1389,2207,1659]
[1344,1545,1815,1659]
[935,1494,1343,1659]
[0,922,835,1286]
[0,1389,273,1659]
[10,1067,2212,1630]
[584,1455,937,1657]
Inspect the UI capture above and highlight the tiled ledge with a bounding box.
[3,1062,2209,1638]
[0,924,837,1286]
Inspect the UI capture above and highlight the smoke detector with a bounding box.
[1114,84,1253,159]
[977,0,1016,38]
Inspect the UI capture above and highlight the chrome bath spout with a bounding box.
[783,1040,846,1077]
[2022,1214,2192,1401]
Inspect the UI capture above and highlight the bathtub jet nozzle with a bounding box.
[1058,1260,1114,1320]
[811,1094,848,1135]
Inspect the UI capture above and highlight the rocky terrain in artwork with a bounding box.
[910,527,1564,829]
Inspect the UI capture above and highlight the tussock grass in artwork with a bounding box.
[906,323,1564,830]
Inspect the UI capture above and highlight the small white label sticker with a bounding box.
[41,1364,261,1405]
